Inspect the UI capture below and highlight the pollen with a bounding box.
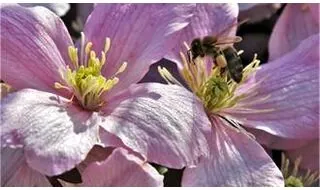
[54,33,127,111]
[159,42,261,113]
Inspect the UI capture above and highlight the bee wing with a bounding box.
[214,36,242,45]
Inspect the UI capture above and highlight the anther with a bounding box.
[114,62,128,76]
[104,38,111,53]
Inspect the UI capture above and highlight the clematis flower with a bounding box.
[159,51,284,186]
[1,3,212,186]
[158,3,318,186]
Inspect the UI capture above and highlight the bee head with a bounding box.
[190,38,204,58]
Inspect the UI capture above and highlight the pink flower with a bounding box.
[159,3,318,186]
[1,4,212,186]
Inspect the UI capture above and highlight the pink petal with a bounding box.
[285,140,319,171]
[269,4,320,60]
[182,117,284,186]
[1,89,100,176]
[1,147,50,187]
[83,4,196,96]
[100,83,210,169]
[222,34,319,139]
[246,128,310,150]
[76,3,94,26]
[165,3,239,65]
[0,4,73,94]
[81,147,163,187]
[77,145,114,173]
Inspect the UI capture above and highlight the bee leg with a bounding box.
[219,67,227,78]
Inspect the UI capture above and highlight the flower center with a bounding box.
[158,42,260,113]
[54,33,127,111]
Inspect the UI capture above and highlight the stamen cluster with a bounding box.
[55,33,127,111]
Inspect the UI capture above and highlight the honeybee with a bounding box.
[188,36,243,83]
[187,20,247,83]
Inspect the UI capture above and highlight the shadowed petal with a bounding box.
[222,34,319,139]
[269,4,320,60]
[1,147,50,187]
[83,4,195,96]
[100,83,210,169]
[246,128,311,150]
[77,145,114,173]
[1,89,100,176]
[286,140,319,171]
[81,148,163,187]
[182,117,284,186]
[0,4,73,94]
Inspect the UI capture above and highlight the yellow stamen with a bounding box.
[159,41,265,114]
[158,66,183,86]
[68,46,79,69]
[114,62,128,76]
[85,42,93,55]
[55,37,126,111]
[104,37,111,53]
[282,153,319,187]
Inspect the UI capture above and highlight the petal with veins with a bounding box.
[165,3,239,66]
[100,83,210,169]
[269,4,319,60]
[222,34,319,140]
[83,4,195,96]
[182,117,284,186]
[1,89,100,176]
[1,147,50,187]
[0,4,73,95]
